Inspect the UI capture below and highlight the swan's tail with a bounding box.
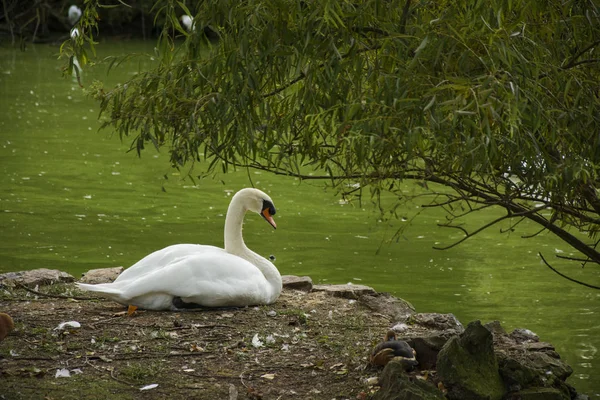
[76,282,127,304]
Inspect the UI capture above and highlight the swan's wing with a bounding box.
[116,244,224,282]
[113,252,267,304]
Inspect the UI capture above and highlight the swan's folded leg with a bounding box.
[171,296,203,310]
[127,305,138,316]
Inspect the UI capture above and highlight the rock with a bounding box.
[524,342,555,352]
[0,268,75,288]
[79,267,124,284]
[496,352,540,389]
[410,313,464,333]
[506,387,569,400]
[527,352,573,381]
[497,345,573,388]
[373,360,446,400]
[408,335,451,370]
[484,320,507,336]
[437,320,505,400]
[281,275,313,292]
[359,293,415,321]
[311,283,376,299]
[510,328,539,343]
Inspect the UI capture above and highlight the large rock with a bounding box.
[281,275,313,292]
[488,321,573,396]
[373,360,446,400]
[79,267,124,284]
[437,320,505,400]
[359,293,415,321]
[0,268,74,288]
[311,283,376,299]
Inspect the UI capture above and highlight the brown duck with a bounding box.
[370,330,418,369]
[0,313,14,341]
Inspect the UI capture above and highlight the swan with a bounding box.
[68,6,82,80]
[67,5,82,26]
[77,188,282,311]
[180,15,194,32]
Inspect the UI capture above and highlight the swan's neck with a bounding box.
[224,193,247,254]
[223,193,282,302]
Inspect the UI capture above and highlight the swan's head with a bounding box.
[236,188,277,229]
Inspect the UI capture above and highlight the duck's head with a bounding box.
[236,188,277,229]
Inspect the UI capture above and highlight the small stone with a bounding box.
[524,342,555,352]
[410,313,464,333]
[359,293,415,321]
[266,310,277,317]
[79,267,124,284]
[0,268,74,288]
[510,328,539,343]
[311,284,376,299]
[484,320,506,336]
[282,275,313,292]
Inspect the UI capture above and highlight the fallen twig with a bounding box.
[85,359,135,388]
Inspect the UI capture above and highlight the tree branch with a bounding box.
[434,214,511,250]
[563,40,600,69]
[262,45,382,98]
[399,0,412,35]
[555,254,600,264]
[539,253,600,290]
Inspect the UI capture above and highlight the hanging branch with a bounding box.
[538,253,600,290]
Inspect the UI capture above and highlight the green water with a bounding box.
[1,41,599,396]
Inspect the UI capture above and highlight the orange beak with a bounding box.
[262,208,277,229]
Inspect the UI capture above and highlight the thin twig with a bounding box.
[262,46,382,98]
[563,40,600,69]
[434,214,511,250]
[1,0,15,45]
[538,253,600,290]
[85,360,135,387]
[555,254,600,264]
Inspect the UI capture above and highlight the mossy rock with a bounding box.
[373,360,445,400]
[497,353,539,387]
[510,387,570,400]
[437,320,505,400]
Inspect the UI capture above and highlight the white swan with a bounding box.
[68,5,82,26]
[77,188,282,310]
[180,15,194,32]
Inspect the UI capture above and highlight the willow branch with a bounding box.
[399,0,412,35]
[555,254,600,264]
[262,45,382,98]
[434,214,511,250]
[563,40,600,69]
[539,253,600,290]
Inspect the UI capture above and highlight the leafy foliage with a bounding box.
[73,0,600,285]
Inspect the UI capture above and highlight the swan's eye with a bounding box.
[262,200,276,216]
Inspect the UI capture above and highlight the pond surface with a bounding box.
[1,40,599,396]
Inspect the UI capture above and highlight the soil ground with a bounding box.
[0,284,400,400]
